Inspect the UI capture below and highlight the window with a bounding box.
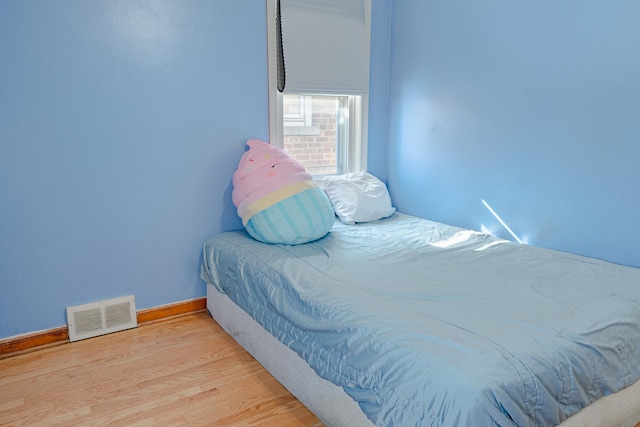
[267,0,371,176]
[282,94,358,176]
[283,94,312,128]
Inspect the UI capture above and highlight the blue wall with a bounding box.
[387,1,640,268]
[0,0,392,339]
[7,0,634,339]
[366,0,392,181]
[0,0,267,338]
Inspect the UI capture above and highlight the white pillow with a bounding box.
[321,172,395,225]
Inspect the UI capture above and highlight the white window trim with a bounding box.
[266,1,283,148]
[266,0,369,174]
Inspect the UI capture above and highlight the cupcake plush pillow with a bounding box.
[231,139,334,245]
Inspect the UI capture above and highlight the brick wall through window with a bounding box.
[283,95,339,176]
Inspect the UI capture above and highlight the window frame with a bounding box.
[283,95,312,128]
[266,0,370,175]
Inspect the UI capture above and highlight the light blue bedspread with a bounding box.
[201,213,640,426]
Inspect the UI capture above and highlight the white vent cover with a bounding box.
[67,295,137,342]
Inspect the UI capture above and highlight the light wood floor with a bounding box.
[0,311,323,426]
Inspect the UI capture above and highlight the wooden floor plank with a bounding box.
[0,311,322,427]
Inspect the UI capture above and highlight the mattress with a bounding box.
[206,283,640,427]
[207,285,374,427]
[201,212,640,426]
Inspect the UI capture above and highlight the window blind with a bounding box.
[279,0,370,95]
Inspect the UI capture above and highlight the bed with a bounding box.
[201,212,640,426]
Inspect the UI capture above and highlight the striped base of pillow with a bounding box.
[244,187,334,245]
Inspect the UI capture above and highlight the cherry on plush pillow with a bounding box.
[232,139,334,244]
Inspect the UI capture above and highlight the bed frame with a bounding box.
[207,283,640,427]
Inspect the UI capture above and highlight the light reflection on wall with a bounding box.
[481,198,526,244]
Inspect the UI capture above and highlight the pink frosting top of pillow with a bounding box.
[232,139,311,217]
